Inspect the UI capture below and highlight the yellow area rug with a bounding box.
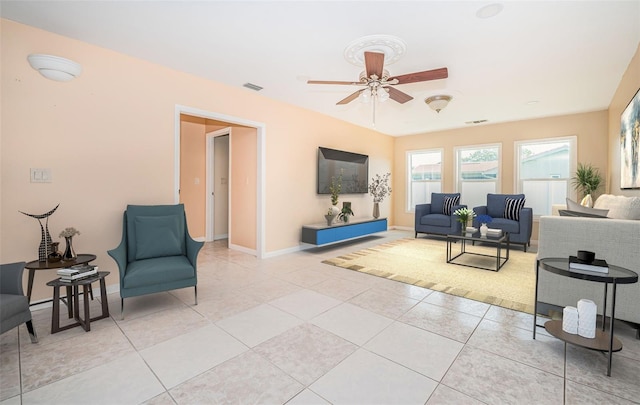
[322,237,536,314]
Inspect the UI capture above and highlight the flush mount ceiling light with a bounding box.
[425,95,452,113]
[476,3,504,19]
[27,54,82,82]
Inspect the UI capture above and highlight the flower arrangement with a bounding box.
[476,214,493,225]
[453,207,475,225]
[369,173,392,203]
[59,227,80,238]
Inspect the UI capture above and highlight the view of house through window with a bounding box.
[516,137,576,216]
[455,144,501,209]
[407,149,442,211]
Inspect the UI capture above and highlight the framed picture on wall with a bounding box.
[620,87,640,189]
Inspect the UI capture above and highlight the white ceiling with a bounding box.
[2,1,639,136]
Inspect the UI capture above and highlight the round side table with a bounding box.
[24,254,97,303]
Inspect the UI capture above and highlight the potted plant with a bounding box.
[369,173,392,218]
[339,205,354,223]
[324,208,336,226]
[453,207,475,230]
[328,172,342,216]
[572,163,603,207]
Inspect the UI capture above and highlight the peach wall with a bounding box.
[1,19,391,301]
[230,128,257,250]
[393,111,609,240]
[608,43,640,197]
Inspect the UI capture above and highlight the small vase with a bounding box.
[62,236,77,261]
[480,223,488,237]
[325,214,336,226]
[329,205,341,216]
[48,242,63,262]
[373,202,380,219]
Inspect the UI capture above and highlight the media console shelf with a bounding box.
[301,218,387,246]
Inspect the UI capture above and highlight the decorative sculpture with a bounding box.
[19,204,60,262]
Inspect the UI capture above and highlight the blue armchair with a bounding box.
[415,193,467,237]
[108,204,203,318]
[473,193,533,251]
[1,262,38,343]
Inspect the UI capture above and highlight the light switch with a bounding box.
[30,168,52,183]
[194,177,200,185]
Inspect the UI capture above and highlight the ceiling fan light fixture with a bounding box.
[359,89,371,103]
[425,95,452,113]
[377,88,390,102]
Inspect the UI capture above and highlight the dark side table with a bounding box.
[533,258,638,376]
[24,254,97,303]
[46,271,110,334]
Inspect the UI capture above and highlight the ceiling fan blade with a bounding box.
[308,80,362,85]
[364,51,385,79]
[390,67,448,84]
[386,87,414,104]
[336,90,362,105]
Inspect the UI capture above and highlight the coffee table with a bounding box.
[446,231,510,271]
[24,254,97,303]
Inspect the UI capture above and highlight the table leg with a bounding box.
[51,285,61,334]
[607,282,617,377]
[73,285,80,325]
[602,283,608,332]
[99,278,110,317]
[27,269,35,303]
[496,244,500,271]
[83,284,91,332]
[533,259,539,339]
[66,286,73,318]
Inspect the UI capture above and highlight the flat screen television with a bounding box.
[317,147,369,194]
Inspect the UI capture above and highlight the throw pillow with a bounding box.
[504,197,525,221]
[558,210,609,218]
[442,195,460,215]
[134,215,184,260]
[566,198,609,217]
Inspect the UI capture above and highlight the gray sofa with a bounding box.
[537,215,640,330]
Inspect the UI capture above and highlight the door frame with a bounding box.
[174,105,266,259]
[206,128,231,242]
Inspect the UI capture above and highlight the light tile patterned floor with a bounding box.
[1,230,639,404]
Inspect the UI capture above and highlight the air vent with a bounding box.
[465,120,488,125]
[243,82,263,91]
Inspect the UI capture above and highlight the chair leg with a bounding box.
[523,244,528,253]
[26,320,38,343]
[121,298,124,320]
[194,286,198,305]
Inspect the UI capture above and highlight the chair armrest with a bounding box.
[450,204,467,216]
[186,235,204,268]
[0,262,26,295]
[473,206,488,216]
[107,212,128,283]
[519,207,533,238]
[415,204,432,228]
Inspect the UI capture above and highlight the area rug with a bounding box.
[322,237,536,314]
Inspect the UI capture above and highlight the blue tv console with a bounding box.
[301,218,388,246]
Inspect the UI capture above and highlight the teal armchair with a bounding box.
[108,204,203,318]
[1,262,38,343]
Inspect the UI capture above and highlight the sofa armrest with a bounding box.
[519,207,533,239]
[414,204,432,228]
[473,206,488,216]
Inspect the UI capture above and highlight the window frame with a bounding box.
[406,148,444,213]
[454,143,502,207]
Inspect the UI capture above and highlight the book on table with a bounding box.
[568,256,609,274]
[57,265,99,281]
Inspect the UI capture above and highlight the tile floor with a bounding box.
[1,230,639,404]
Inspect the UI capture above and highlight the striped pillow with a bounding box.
[504,197,526,220]
[442,195,460,215]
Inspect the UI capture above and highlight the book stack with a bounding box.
[57,264,99,282]
[568,256,609,274]
[486,228,502,237]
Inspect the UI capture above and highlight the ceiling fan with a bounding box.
[307,51,448,107]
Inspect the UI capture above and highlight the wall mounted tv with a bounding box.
[317,147,369,194]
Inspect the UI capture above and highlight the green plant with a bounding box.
[369,172,392,203]
[572,163,603,197]
[338,205,354,222]
[453,207,475,225]
[329,172,342,206]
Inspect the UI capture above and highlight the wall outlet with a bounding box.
[30,168,52,183]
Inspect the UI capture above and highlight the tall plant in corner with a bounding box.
[572,163,603,207]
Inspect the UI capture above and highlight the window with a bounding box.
[455,144,501,209]
[407,149,443,211]
[515,136,576,217]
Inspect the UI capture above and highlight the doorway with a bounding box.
[206,129,230,242]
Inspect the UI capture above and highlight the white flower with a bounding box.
[59,227,80,238]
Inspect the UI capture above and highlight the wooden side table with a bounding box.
[24,254,96,303]
[46,271,110,334]
[533,258,638,376]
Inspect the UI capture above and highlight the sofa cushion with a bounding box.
[566,198,609,217]
[123,256,195,288]
[134,215,184,260]
[489,218,520,234]
[486,193,525,218]
[559,210,609,218]
[593,194,640,220]
[421,214,452,227]
[442,195,459,215]
[0,294,28,320]
[504,197,526,221]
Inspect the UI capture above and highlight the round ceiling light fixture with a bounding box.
[27,54,82,82]
[476,3,504,19]
[425,95,453,113]
[344,35,407,67]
